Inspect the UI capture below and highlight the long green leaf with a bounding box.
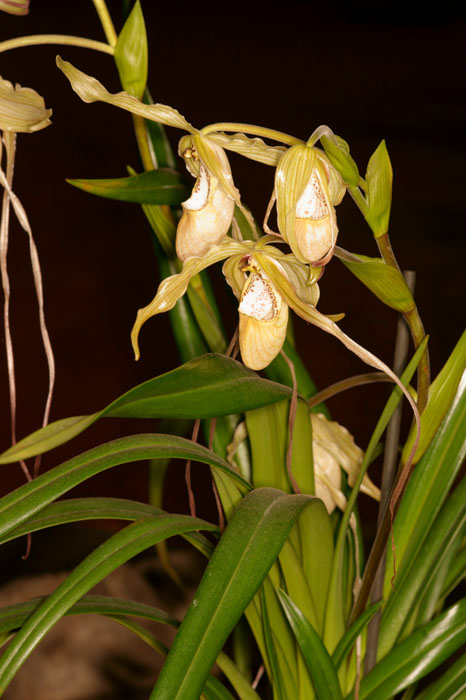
[379,476,466,656]
[150,488,316,700]
[0,514,216,693]
[0,354,291,465]
[413,652,466,700]
[67,168,191,205]
[0,497,215,558]
[345,600,466,700]
[0,434,249,540]
[331,602,382,669]
[383,370,466,597]
[277,589,343,700]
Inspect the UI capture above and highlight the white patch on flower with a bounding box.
[296,173,328,220]
[239,274,277,321]
[183,163,209,211]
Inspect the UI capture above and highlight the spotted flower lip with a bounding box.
[0,77,52,133]
[237,260,289,371]
[266,142,345,267]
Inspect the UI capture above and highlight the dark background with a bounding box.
[1,0,465,519]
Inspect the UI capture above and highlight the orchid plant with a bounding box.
[0,2,464,699]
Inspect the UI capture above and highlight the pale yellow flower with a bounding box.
[0,77,52,133]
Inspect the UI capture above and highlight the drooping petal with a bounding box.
[131,238,245,359]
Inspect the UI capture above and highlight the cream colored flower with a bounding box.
[237,261,289,371]
[176,143,235,261]
[0,77,52,133]
[311,413,380,513]
[265,142,345,267]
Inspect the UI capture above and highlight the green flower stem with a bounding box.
[91,0,118,47]
[349,186,430,414]
[0,35,114,55]
[200,122,302,147]
[377,233,430,414]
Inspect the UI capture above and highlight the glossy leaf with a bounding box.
[67,169,191,205]
[0,434,249,540]
[277,589,343,700]
[114,0,147,98]
[0,514,217,691]
[0,497,215,558]
[341,254,414,312]
[331,602,382,669]
[379,476,466,657]
[402,330,466,465]
[345,600,466,700]
[0,354,291,465]
[0,594,179,635]
[413,652,466,700]
[150,488,315,700]
[384,370,466,597]
[365,140,392,237]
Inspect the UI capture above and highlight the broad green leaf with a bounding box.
[331,602,382,669]
[114,0,147,98]
[341,254,414,312]
[0,354,291,464]
[383,370,466,597]
[413,652,466,700]
[320,134,359,188]
[0,497,215,558]
[67,169,191,205]
[379,476,466,657]
[402,330,466,465]
[365,140,392,237]
[150,488,315,700]
[0,514,216,691]
[277,589,343,700]
[298,499,335,635]
[0,434,249,540]
[246,398,313,494]
[345,600,466,700]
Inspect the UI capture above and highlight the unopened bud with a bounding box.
[0,77,51,133]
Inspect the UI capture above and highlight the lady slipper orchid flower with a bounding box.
[311,413,380,513]
[0,77,52,133]
[176,141,235,261]
[236,259,288,371]
[265,142,345,267]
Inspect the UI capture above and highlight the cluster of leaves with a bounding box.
[0,2,464,699]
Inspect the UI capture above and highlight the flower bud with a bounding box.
[0,0,29,15]
[238,262,288,371]
[0,77,52,133]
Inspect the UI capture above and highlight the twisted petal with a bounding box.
[131,238,246,359]
[56,57,194,132]
[0,77,51,133]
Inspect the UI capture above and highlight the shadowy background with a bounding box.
[1,0,465,531]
